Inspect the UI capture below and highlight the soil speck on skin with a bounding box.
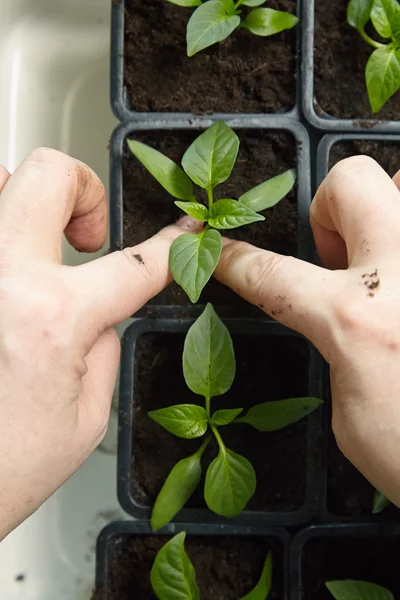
[15,574,25,582]
[98,534,284,600]
[133,253,144,265]
[124,0,297,114]
[361,269,379,296]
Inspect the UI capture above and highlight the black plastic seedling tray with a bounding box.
[117,317,324,527]
[111,0,303,122]
[290,523,400,599]
[110,117,312,319]
[95,520,291,599]
[302,0,400,133]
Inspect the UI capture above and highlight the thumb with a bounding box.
[214,240,333,344]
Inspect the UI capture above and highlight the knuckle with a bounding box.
[244,251,284,298]
[27,147,59,166]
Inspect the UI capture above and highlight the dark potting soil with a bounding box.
[131,331,311,512]
[301,534,400,599]
[314,0,400,121]
[124,0,298,114]
[98,534,284,600]
[122,129,298,315]
[329,140,400,176]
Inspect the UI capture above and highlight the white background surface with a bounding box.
[0,1,132,598]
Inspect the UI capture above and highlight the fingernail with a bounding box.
[176,215,204,232]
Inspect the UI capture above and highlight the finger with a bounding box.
[0,165,10,193]
[393,168,400,189]
[311,156,400,267]
[214,240,334,344]
[72,216,203,337]
[0,148,107,261]
[79,327,120,453]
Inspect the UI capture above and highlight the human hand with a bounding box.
[0,148,200,540]
[214,156,400,507]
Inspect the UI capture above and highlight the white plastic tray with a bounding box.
[0,1,131,598]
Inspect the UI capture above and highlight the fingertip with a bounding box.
[175,215,204,233]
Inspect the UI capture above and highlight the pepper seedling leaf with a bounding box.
[127,139,194,201]
[151,447,206,531]
[175,201,209,222]
[235,397,323,432]
[165,0,202,6]
[183,303,235,398]
[151,532,200,600]
[371,0,392,38]
[208,199,264,229]
[365,46,400,113]
[149,404,208,439]
[239,169,296,212]
[242,0,266,6]
[187,0,240,56]
[347,0,374,29]
[326,580,394,600]
[211,408,243,426]
[182,122,240,190]
[242,8,299,37]
[169,229,222,303]
[372,489,391,514]
[205,445,256,517]
[239,552,273,600]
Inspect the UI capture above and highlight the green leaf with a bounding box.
[371,0,392,38]
[205,446,256,517]
[127,140,194,201]
[347,0,374,29]
[326,580,394,600]
[239,169,296,213]
[243,0,266,6]
[382,0,400,43]
[366,45,400,112]
[373,489,391,514]
[236,397,323,432]
[187,1,240,57]
[181,122,239,190]
[151,532,200,600]
[183,303,235,398]
[211,408,243,426]
[208,199,264,229]
[149,404,208,439]
[239,552,272,600]
[242,8,299,37]
[169,229,222,303]
[165,0,202,6]
[175,201,209,222]
[151,450,204,531]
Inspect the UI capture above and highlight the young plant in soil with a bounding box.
[128,122,296,303]
[347,0,400,112]
[163,0,298,57]
[373,488,391,513]
[327,579,394,599]
[151,531,273,600]
[148,303,322,530]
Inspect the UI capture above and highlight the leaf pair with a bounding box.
[151,531,273,600]
[149,303,323,530]
[347,0,400,112]
[166,0,299,56]
[128,122,296,302]
[326,579,394,600]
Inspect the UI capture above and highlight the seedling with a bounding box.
[164,0,298,57]
[128,122,296,303]
[373,488,391,514]
[326,579,395,599]
[347,0,400,112]
[149,303,322,530]
[151,531,273,600]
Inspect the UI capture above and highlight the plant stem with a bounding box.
[211,424,225,453]
[195,433,212,457]
[234,0,244,9]
[207,186,214,208]
[359,27,385,49]
[205,393,211,417]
